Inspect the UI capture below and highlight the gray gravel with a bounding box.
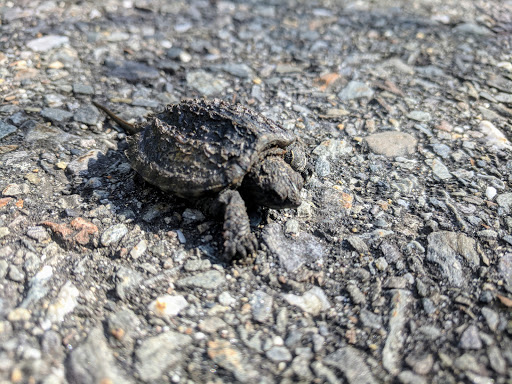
[1,0,512,383]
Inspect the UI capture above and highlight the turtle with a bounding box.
[93,98,310,259]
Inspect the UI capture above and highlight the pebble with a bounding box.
[459,325,482,349]
[0,227,10,239]
[338,81,374,100]
[7,307,31,322]
[426,231,479,287]
[479,120,512,150]
[45,281,79,324]
[265,346,292,362]
[365,131,418,157]
[312,139,353,159]
[454,22,493,36]
[383,290,412,375]
[498,253,512,289]
[0,260,8,279]
[198,317,227,333]
[207,339,258,382]
[186,70,228,96]
[26,35,69,51]
[374,257,388,271]
[101,224,129,246]
[8,265,24,282]
[221,63,252,78]
[26,226,50,242]
[284,219,300,236]
[182,208,205,224]
[0,120,17,139]
[283,286,331,316]
[397,370,427,384]
[109,60,160,82]
[407,111,431,122]
[2,183,25,197]
[67,328,133,384]
[250,290,273,323]
[176,270,225,289]
[488,345,507,375]
[324,346,377,384]
[315,156,331,177]
[431,143,451,158]
[347,235,369,254]
[73,83,94,95]
[485,186,497,200]
[115,267,143,300]
[129,239,147,259]
[74,105,100,125]
[65,149,103,177]
[107,308,140,349]
[218,291,236,306]
[262,223,324,273]
[148,294,188,318]
[359,309,383,329]
[135,331,191,381]
[496,193,512,210]
[428,158,452,180]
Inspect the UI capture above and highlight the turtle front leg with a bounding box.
[217,190,258,259]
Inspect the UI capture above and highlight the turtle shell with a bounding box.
[125,99,296,199]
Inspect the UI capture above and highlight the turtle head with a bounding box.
[241,155,303,209]
[284,142,313,181]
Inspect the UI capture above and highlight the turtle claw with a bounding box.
[219,190,258,260]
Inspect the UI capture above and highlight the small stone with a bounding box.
[499,253,512,290]
[346,283,366,305]
[199,317,227,333]
[41,108,73,123]
[66,150,103,177]
[0,260,8,279]
[497,193,512,210]
[375,257,388,271]
[182,208,205,224]
[426,231,479,287]
[397,370,427,384]
[74,105,100,125]
[383,290,412,375]
[324,346,377,384]
[208,339,258,382]
[8,265,24,282]
[481,307,499,332]
[315,156,331,177]
[283,286,331,316]
[27,35,69,51]
[67,328,132,384]
[0,227,10,239]
[115,267,143,300]
[26,226,49,242]
[266,346,292,362]
[284,219,300,236]
[250,290,273,323]
[73,83,94,95]
[431,143,451,158]
[488,345,507,375]
[176,270,225,289]
[479,121,512,150]
[312,139,353,159]
[7,308,31,322]
[2,183,25,197]
[0,120,17,139]
[459,325,482,350]
[347,236,369,254]
[454,22,493,36]
[359,309,383,329]
[218,292,236,306]
[148,294,188,318]
[222,63,252,78]
[365,131,418,157]
[485,186,497,200]
[135,331,192,381]
[338,81,374,100]
[429,158,452,180]
[101,224,128,246]
[130,239,147,259]
[407,111,431,122]
[186,70,228,96]
[45,281,80,324]
[109,60,160,82]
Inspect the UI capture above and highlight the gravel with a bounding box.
[1,0,511,382]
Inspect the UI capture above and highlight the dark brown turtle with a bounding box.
[93,98,310,259]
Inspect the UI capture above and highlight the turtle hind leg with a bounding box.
[217,190,258,260]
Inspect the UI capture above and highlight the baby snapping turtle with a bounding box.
[93,98,309,259]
